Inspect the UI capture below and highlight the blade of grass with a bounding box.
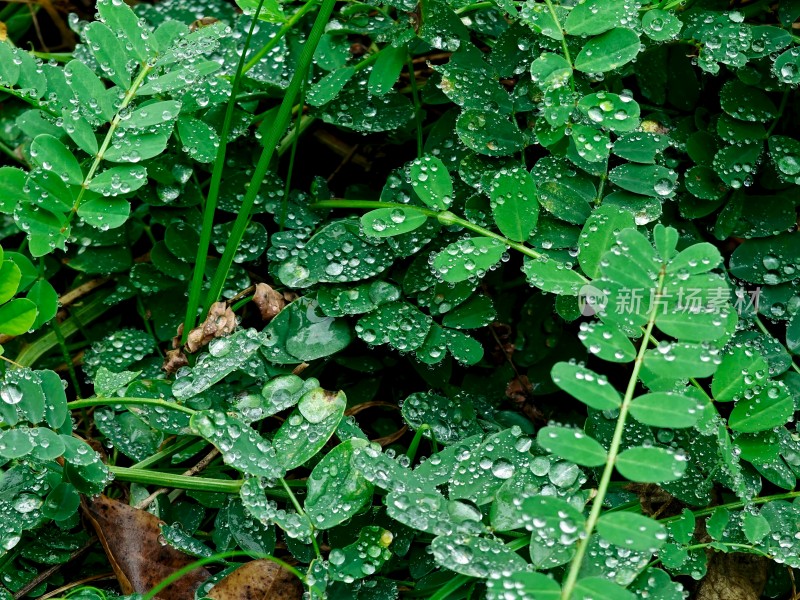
[201,0,337,316]
[181,0,269,344]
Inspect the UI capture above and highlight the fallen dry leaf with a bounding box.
[185,301,237,353]
[0,22,7,42]
[162,348,189,374]
[695,552,768,600]
[82,495,211,600]
[252,283,285,321]
[207,559,303,600]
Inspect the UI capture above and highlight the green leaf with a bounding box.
[305,439,373,529]
[368,45,406,96]
[629,392,701,428]
[551,362,621,411]
[729,232,799,285]
[579,319,637,363]
[177,116,219,163]
[573,577,636,600]
[104,127,172,163]
[0,298,37,335]
[88,165,148,197]
[577,92,640,132]
[26,279,58,329]
[773,47,800,84]
[578,206,636,279]
[608,164,677,197]
[30,134,84,185]
[488,166,538,242]
[729,381,793,433]
[0,42,20,87]
[329,526,394,582]
[574,28,641,73]
[42,482,80,521]
[644,343,721,379]
[307,67,355,107]
[613,133,671,164]
[570,124,611,163]
[456,110,524,156]
[486,572,561,600]
[83,21,131,87]
[0,260,21,305]
[190,409,282,478]
[62,110,99,156]
[236,0,285,21]
[441,294,495,329]
[530,53,572,90]
[0,167,29,213]
[0,429,33,459]
[356,301,432,352]
[524,495,584,569]
[564,0,633,36]
[597,512,667,552]
[96,0,153,62]
[522,255,585,296]
[712,143,762,189]
[120,101,182,129]
[642,9,682,41]
[720,80,777,121]
[431,533,527,578]
[768,135,800,185]
[537,181,593,224]
[401,392,482,444]
[433,237,507,283]
[616,446,687,482]
[361,207,428,237]
[137,61,221,95]
[537,426,607,467]
[273,402,345,470]
[408,155,453,210]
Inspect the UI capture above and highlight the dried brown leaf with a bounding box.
[252,283,285,322]
[162,348,189,374]
[695,552,768,600]
[207,560,303,600]
[185,301,237,353]
[82,495,211,600]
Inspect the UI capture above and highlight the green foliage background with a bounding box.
[0,0,799,597]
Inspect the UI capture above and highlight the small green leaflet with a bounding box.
[488,166,538,242]
[537,426,607,467]
[574,28,641,73]
[616,446,686,483]
[729,381,793,432]
[361,207,427,238]
[408,155,453,210]
[578,206,636,279]
[433,237,506,283]
[30,135,84,185]
[368,45,407,96]
[522,255,585,296]
[551,362,621,411]
[629,392,701,428]
[596,512,667,552]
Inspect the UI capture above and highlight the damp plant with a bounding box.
[1,0,800,597]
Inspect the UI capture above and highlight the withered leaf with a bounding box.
[83,495,211,600]
[252,283,285,322]
[185,301,237,353]
[207,559,303,600]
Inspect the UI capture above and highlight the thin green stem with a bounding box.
[660,491,800,524]
[109,465,243,493]
[67,64,152,226]
[67,397,196,415]
[0,139,22,164]
[130,437,201,469]
[765,89,790,138]
[182,0,267,344]
[406,424,431,462]
[407,56,424,157]
[51,318,82,401]
[310,199,548,262]
[280,84,305,230]
[242,0,319,74]
[753,315,800,376]
[560,266,667,600]
[202,0,338,316]
[543,0,575,92]
[280,477,322,558]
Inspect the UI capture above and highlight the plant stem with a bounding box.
[242,0,319,74]
[67,397,196,415]
[543,0,575,92]
[560,265,667,600]
[109,465,243,493]
[182,0,267,343]
[310,199,545,260]
[130,436,201,469]
[406,424,431,462]
[280,477,322,558]
[68,64,152,224]
[202,0,338,317]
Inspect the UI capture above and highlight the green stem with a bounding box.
[753,315,800,376]
[407,56,424,158]
[310,199,545,261]
[280,477,322,558]
[0,85,58,116]
[560,266,667,600]
[67,397,196,415]
[202,0,338,317]
[182,0,267,343]
[242,0,319,74]
[130,437,201,469]
[543,0,575,92]
[0,139,22,164]
[68,64,152,225]
[109,465,243,493]
[764,89,790,138]
[406,424,431,462]
[660,490,800,523]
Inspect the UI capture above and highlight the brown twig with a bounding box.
[12,538,98,599]
[134,448,220,510]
